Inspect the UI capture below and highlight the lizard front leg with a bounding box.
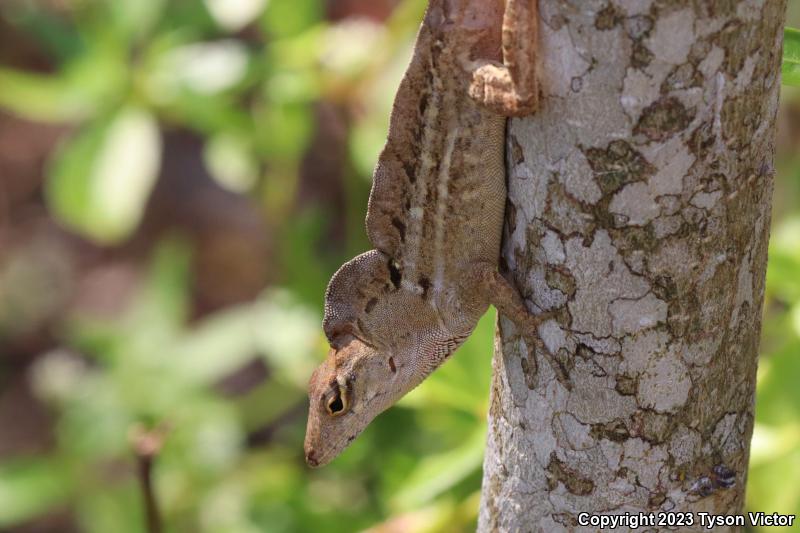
[468,0,539,117]
[468,262,571,389]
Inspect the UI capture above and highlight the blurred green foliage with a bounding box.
[0,1,798,532]
[784,28,800,86]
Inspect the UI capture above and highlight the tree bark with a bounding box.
[479,1,786,531]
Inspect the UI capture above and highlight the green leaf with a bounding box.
[152,40,250,96]
[783,27,800,86]
[755,336,800,427]
[46,107,162,244]
[121,238,192,342]
[0,458,69,527]
[766,217,800,303]
[747,426,800,520]
[0,68,96,121]
[261,0,322,38]
[171,305,264,385]
[105,0,166,41]
[0,27,130,122]
[391,428,486,510]
[204,132,259,193]
[205,0,267,32]
[252,289,322,387]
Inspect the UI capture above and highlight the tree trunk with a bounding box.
[479,1,786,531]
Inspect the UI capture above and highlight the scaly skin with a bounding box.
[304,0,557,468]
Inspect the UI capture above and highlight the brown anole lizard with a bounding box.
[304,0,563,468]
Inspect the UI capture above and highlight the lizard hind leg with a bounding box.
[468,0,539,117]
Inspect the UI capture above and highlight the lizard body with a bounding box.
[305,0,551,468]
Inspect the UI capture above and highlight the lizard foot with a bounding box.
[467,0,539,117]
[470,263,572,390]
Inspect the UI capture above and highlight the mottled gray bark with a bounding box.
[479,1,786,531]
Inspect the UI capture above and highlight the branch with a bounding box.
[131,424,168,533]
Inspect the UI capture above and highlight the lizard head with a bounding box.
[304,335,412,467]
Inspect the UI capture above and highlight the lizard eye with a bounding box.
[324,382,350,416]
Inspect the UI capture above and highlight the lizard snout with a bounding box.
[305,447,320,467]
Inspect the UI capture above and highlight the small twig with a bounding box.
[131,424,169,533]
